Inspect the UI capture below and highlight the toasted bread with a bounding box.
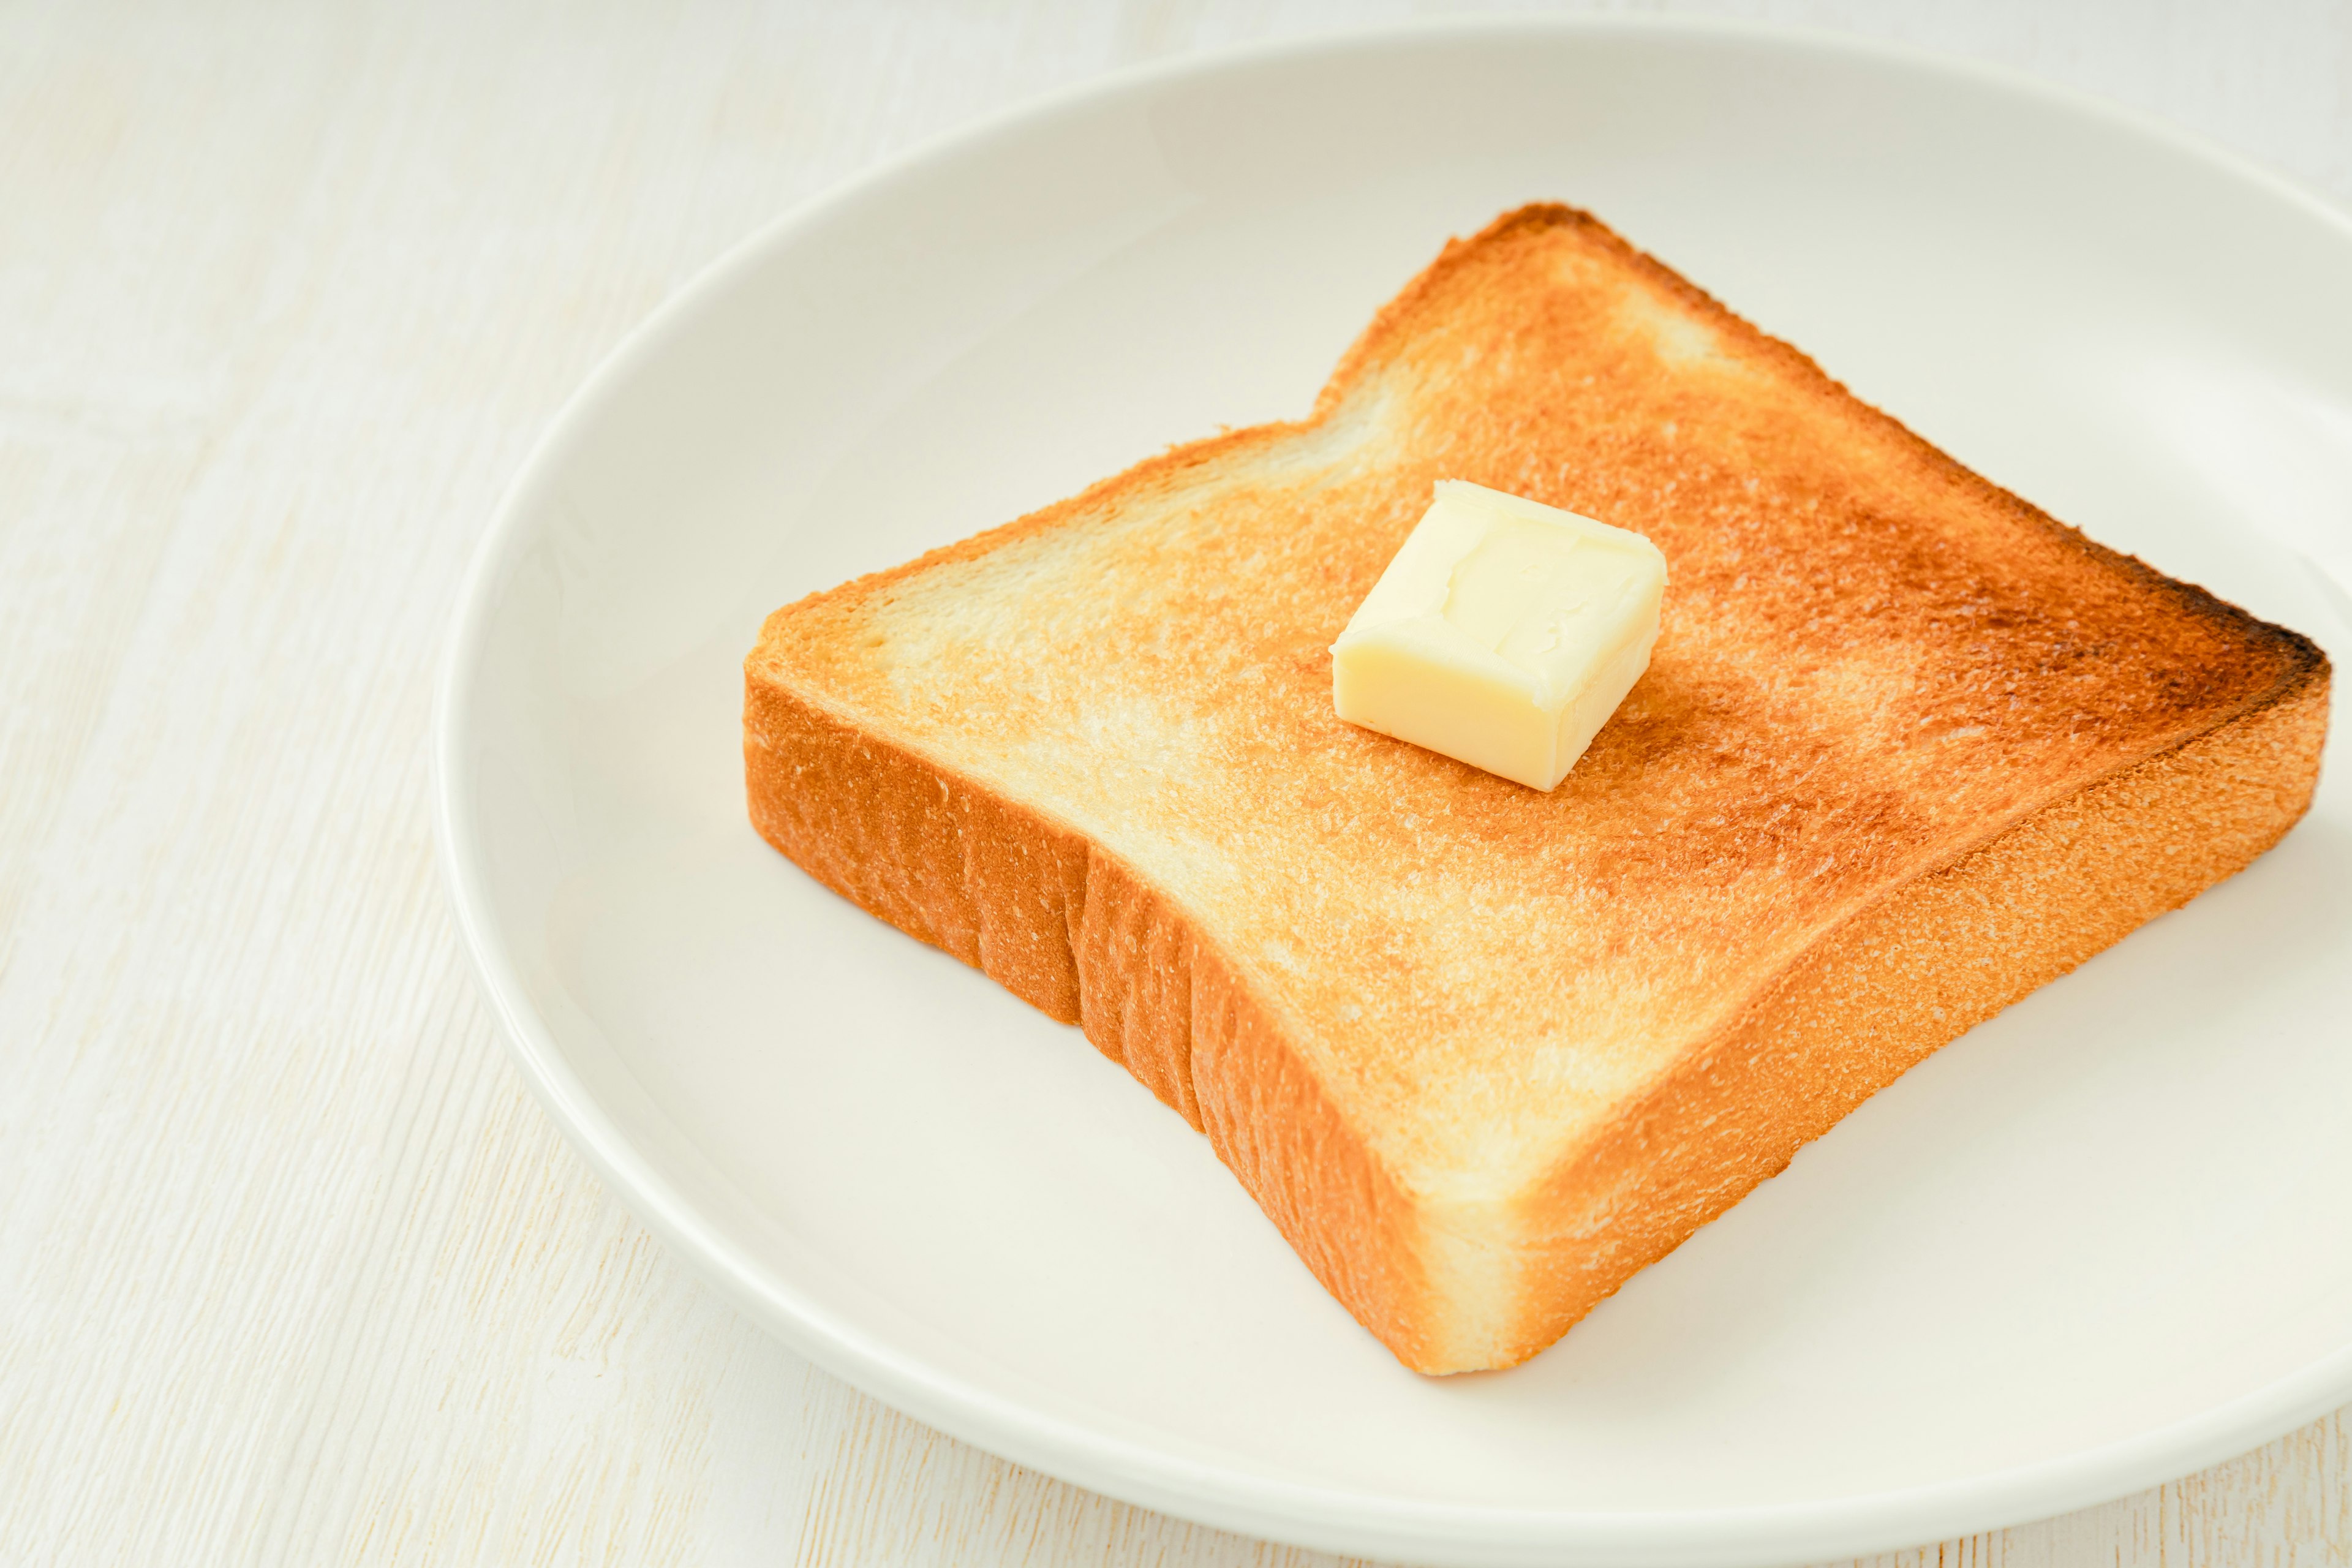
[744,205,2329,1373]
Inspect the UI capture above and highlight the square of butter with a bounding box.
[1330,481,1667,790]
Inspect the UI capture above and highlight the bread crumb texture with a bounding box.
[745,205,2330,1373]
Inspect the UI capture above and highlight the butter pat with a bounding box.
[1331,481,1667,790]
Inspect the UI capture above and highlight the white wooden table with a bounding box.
[5,2,2347,1562]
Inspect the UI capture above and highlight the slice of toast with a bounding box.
[744,205,2329,1374]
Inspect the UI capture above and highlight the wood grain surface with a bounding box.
[2,1,2347,1564]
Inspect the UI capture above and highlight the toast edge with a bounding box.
[1494,644,2331,1370]
[742,675,1450,1368]
[746,643,2327,1373]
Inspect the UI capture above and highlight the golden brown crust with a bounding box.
[745,652,2329,1371]
[745,204,2332,1373]
[1503,652,2330,1367]
[745,679,1444,1363]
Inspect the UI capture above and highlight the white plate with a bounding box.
[437,19,2352,1566]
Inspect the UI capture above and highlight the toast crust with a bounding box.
[744,677,1445,1362]
[745,205,2332,1372]
[748,636,2326,1372]
[1510,651,2328,1363]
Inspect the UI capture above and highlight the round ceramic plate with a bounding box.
[438,19,2352,1566]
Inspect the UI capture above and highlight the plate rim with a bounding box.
[433,16,2352,1564]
